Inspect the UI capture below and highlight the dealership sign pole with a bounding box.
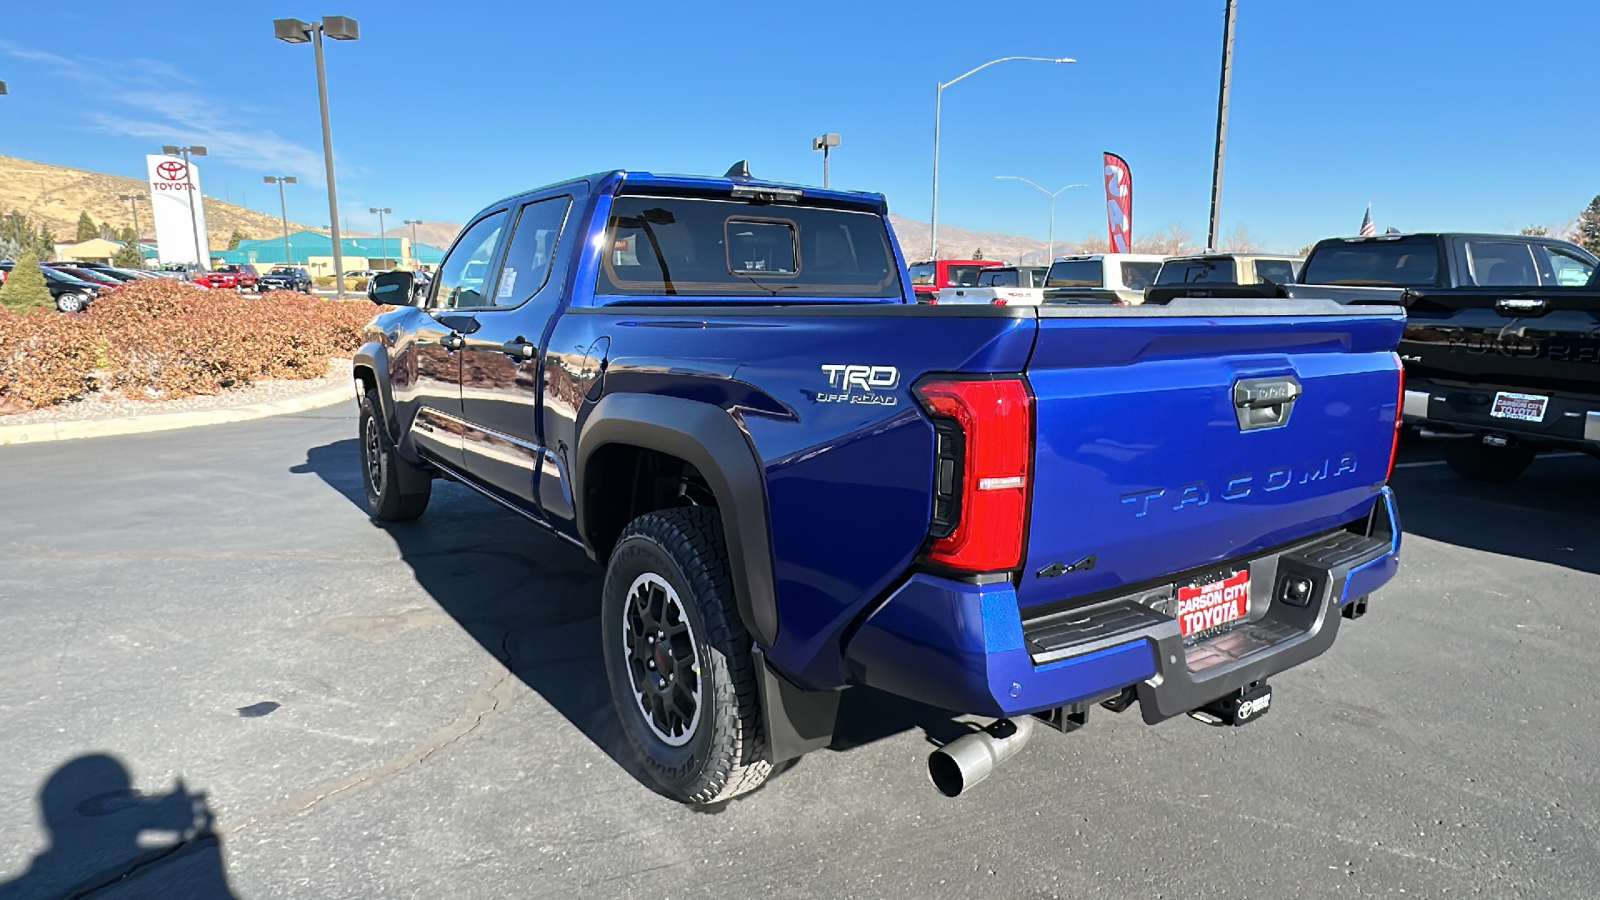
[147,151,212,267]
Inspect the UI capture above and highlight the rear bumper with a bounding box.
[843,488,1401,720]
[1404,375,1600,451]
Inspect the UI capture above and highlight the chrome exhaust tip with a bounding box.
[927,717,1035,798]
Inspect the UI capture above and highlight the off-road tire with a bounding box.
[1445,438,1535,484]
[359,389,430,520]
[602,507,770,805]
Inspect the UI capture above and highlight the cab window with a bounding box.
[489,197,572,308]
[1463,241,1540,287]
[431,212,507,309]
[1538,245,1596,287]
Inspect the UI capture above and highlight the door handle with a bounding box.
[501,338,537,360]
[440,333,465,351]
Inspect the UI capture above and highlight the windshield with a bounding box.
[1156,258,1237,284]
[269,268,297,275]
[599,196,902,298]
[1301,239,1439,287]
[1045,260,1103,288]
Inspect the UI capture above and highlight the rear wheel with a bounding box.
[1445,438,1536,483]
[359,389,430,520]
[602,508,770,805]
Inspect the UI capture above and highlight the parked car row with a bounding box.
[0,259,163,312]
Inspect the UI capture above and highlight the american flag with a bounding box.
[1359,205,1375,236]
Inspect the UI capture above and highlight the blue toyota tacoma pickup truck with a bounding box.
[353,166,1406,804]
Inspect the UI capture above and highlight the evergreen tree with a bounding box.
[227,229,250,250]
[37,224,58,260]
[118,225,138,244]
[972,248,984,259]
[0,250,55,313]
[1577,196,1600,257]
[112,242,144,268]
[76,211,98,243]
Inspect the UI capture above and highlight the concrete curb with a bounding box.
[0,383,355,446]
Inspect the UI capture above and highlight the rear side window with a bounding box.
[599,196,901,298]
[1301,240,1439,287]
[1045,260,1103,288]
[1120,261,1160,290]
[490,196,572,307]
[1255,259,1298,285]
[1156,259,1236,284]
[1464,241,1540,287]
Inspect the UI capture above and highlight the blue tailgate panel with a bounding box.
[1019,313,1403,610]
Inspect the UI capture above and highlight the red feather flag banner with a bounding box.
[1103,152,1133,252]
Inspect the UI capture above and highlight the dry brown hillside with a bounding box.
[0,154,319,250]
[383,222,461,250]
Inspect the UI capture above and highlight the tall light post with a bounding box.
[994,177,1086,264]
[160,144,208,268]
[117,193,145,243]
[274,15,359,296]
[1207,0,1237,251]
[369,207,392,269]
[264,176,298,264]
[404,219,422,268]
[811,133,840,188]
[931,56,1073,259]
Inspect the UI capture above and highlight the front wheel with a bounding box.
[1445,438,1536,483]
[359,389,431,520]
[56,293,84,313]
[602,508,770,805]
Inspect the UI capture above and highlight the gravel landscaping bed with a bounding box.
[0,357,351,426]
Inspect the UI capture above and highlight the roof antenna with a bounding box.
[724,160,752,180]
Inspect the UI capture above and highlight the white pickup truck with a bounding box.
[933,265,1047,306]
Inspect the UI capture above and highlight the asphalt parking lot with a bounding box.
[2,407,1597,899]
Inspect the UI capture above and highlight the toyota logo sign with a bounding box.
[156,161,188,181]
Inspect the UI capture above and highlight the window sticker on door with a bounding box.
[498,269,517,298]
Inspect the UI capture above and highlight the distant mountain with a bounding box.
[0,155,321,250]
[383,222,461,251]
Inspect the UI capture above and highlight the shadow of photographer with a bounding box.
[1,754,235,900]
[290,437,968,799]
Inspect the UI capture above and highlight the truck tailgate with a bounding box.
[1017,302,1405,610]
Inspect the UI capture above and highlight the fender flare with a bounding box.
[575,393,779,648]
[352,342,399,442]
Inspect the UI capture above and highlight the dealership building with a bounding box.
[211,231,446,274]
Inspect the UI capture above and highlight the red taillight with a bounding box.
[1386,352,1404,481]
[991,298,1008,306]
[914,377,1033,572]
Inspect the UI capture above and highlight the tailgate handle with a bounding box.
[1233,377,1301,431]
[1495,297,1547,316]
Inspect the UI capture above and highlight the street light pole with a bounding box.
[370,207,392,269]
[117,194,143,243]
[275,16,359,297]
[811,133,840,188]
[265,176,298,264]
[994,177,1087,264]
[1207,0,1237,252]
[932,56,1073,259]
[161,144,208,269]
[404,219,422,268]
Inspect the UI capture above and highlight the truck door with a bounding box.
[455,194,578,511]
[398,209,509,468]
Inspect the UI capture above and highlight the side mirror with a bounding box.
[368,270,414,306]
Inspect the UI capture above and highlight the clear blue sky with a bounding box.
[3,1,1595,251]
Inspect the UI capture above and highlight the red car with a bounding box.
[907,258,1004,303]
[195,264,260,291]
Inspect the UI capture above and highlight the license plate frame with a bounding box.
[1176,568,1250,641]
[1489,391,1548,423]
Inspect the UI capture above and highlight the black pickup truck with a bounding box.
[1290,232,1600,482]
